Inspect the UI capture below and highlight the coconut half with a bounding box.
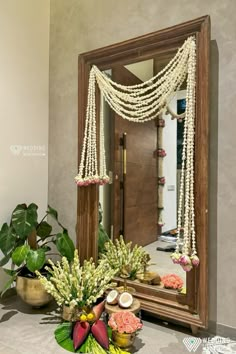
[118,292,133,308]
[106,290,119,305]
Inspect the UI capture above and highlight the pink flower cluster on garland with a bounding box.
[157,148,167,157]
[157,118,165,127]
[161,274,184,290]
[108,311,143,334]
[170,252,200,271]
[158,177,166,185]
[76,175,110,187]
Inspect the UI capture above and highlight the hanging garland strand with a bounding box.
[170,37,199,270]
[75,36,199,271]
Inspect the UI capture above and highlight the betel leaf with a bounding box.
[12,245,30,266]
[26,249,46,272]
[37,221,52,239]
[56,233,75,262]
[54,323,92,353]
[57,338,75,353]
[47,205,58,221]
[55,322,72,343]
[11,203,38,238]
[0,223,16,255]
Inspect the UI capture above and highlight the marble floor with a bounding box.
[1,291,235,354]
[143,240,186,287]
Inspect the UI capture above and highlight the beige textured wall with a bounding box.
[49,0,236,329]
[0,0,50,286]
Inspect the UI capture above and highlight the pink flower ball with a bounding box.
[181,264,193,272]
[191,255,200,267]
[179,255,191,266]
[171,253,181,264]
[76,180,83,186]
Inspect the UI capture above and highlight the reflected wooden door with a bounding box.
[112,66,157,246]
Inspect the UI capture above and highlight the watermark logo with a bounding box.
[183,337,202,352]
[10,145,23,155]
[10,145,46,156]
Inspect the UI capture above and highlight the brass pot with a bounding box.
[112,331,136,350]
[16,276,52,307]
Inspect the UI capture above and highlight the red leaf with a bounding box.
[73,321,90,350]
[91,320,109,350]
[93,300,105,320]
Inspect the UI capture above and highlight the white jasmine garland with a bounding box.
[75,36,199,270]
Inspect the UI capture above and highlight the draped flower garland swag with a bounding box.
[75,36,199,270]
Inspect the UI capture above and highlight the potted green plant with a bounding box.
[0,203,75,306]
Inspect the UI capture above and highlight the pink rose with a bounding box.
[118,325,126,333]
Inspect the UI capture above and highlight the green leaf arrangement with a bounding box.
[55,322,129,354]
[0,203,75,296]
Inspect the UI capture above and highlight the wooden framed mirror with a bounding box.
[76,15,210,331]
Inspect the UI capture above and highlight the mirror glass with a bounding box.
[98,54,187,293]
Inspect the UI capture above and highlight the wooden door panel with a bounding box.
[112,66,158,246]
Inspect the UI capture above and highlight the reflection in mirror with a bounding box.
[98,56,187,293]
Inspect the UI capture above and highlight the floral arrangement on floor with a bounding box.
[36,250,117,309]
[108,311,143,334]
[99,236,150,280]
[54,302,131,353]
[36,251,131,353]
[161,274,184,290]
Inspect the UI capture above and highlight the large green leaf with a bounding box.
[26,249,46,272]
[11,203,38,238]
[56,233,75,262]
[47,205,67,233]
[47,205,58,221]
[12,245,30,266]
[37,221,52,239]
[54,324,92,353]
[55,322,72,343]
[0,223,16,255]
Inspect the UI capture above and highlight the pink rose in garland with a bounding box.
[161,274,184,290]
[108,311,143,334]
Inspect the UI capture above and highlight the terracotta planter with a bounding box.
[112,331,136,350]
[16,276,52,307]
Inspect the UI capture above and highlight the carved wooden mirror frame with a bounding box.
[77,16,210,330]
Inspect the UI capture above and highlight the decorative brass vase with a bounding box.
[16,276,52,307]
[112,331,136,350]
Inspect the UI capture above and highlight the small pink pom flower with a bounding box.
[181,264,193,272]
[191,255,200,267]
[171,252,181,264]
[76,180,83,186]
[157,148,167,157]
[179,255,191,266]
